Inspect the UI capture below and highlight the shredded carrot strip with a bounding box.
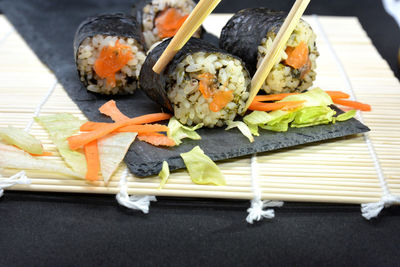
[254,93,299,102]
[197,73,215,99]
[325,91,350,99]
[30,151,53,157]
[69,113,172,150]
[284,41,309,69]
[138,132,175,147]
[99,100,129,121]
[84,140,100,181]
[333,99,371,111]
[155,8,189,38]
[94,40,133,87]
[80,123,168,133]
[248,100,306,111]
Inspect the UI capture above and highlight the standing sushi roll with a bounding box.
[133,0,202,48]
[220,8,319,94]
[140,38,251,128]
[74,13,146,95]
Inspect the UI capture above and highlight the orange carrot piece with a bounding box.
[325,91,350,99]
[99,100,129,121]
[94,40,133,87]
[138,133,175,147]
[80,123,168,133]
[284,41,309,69]
[254,93,299,102]
[209,90,234,112]
[155,8,189,38]
[197,73,215,99]
[69,113,172,150]
[248,100,306,111]
[30,151,53,157]
[333,99,371,111]
[84,140,100,181]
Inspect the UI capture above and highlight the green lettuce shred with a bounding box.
[167,117,203,145]
[180,146,225,186]
[226,121,254,142]
[0,125,43,155]
[243,88,341,132]
[336,110,357,122]
[158,161,170,189]
[35,113,87,176]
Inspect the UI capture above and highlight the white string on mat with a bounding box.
[0,171,30,198]
[312,15,400,219]
[246,154,284,224]
[0,78,57,199]
[116,167,157,214]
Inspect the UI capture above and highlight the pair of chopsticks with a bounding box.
[152,0,311,111]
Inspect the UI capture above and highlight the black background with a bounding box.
[0,0,400,266]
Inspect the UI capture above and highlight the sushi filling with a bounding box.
[77,35,146,95]
[167,52,250,128]
[142,0,201,48]
[257,19,319,94]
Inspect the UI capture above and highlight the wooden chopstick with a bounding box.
[244,0,311,110]
[152,0,221,74]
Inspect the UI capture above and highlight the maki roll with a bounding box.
[74,14,146,95]
[140,38,251,128]
[133,0,201,48]
[220,8,319,94]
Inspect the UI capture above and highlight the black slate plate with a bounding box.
[0,0,369,177]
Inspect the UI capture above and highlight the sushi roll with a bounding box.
[74,13,146,95]
[133,0,202,48]
[140,38,251,128]
[220,8,319,94]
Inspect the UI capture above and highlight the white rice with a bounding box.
[256,19,319,94]
[142,0,201,48]
[77,34,146,95]
[167,52,250,128]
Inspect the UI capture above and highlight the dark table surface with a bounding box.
[1,1,400,266]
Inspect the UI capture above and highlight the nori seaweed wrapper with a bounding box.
[73,13,146,61]
[131,0,219,47]
[139,37,250,112]
[219,8,287,75]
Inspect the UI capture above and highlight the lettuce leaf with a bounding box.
[35,113,87,176]
[280,87,333,107]
[158,161,170,189]
[180,146,225,186]
[226,121,254,142]
[167,117,203,145]
[336,110,357,122]
[291,106,336,128]
[243,110,272,126]
[0,126,43,155]
[98,132,137,182]
[0,143,83,178]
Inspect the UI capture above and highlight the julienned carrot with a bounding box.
[248,100,306,111]
[254,93,298,102]
[138,133,175,147]
[284,41,309,69]
[99,100,129,122]
[84,140,100,181]
[325,91,350,99]
[30,151,53,157]
[332,99,371,111]
[81,123,169,133]
[69,113,172,150]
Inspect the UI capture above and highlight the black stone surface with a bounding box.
[0,0,369,177]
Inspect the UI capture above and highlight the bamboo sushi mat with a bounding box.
[0,14,399,204]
